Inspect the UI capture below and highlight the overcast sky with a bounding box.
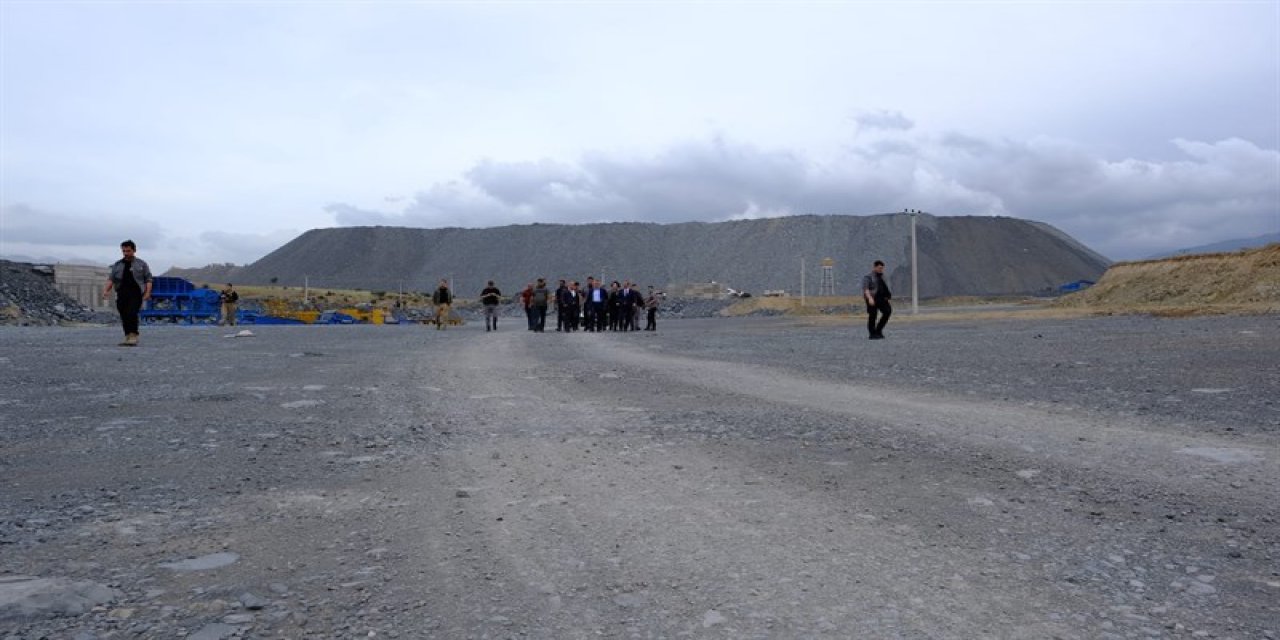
[2,1,1278,273]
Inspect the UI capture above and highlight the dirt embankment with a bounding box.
[1056,243,1280,316]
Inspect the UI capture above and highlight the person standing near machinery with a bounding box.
[219,283,239,326]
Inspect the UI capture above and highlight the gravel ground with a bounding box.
[1,313,1277,639]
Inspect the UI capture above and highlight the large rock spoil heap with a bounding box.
[0,261,113,326]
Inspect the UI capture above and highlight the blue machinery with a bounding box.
[141,277,223,324]
[140,277,363,325]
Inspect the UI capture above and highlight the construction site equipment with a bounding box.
[236,309,305,325]
[137,276,396,325]
[141,277,221,324]
[318,311,357,324]
[337,307,387,324]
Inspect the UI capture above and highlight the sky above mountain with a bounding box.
[3,2,1277,273]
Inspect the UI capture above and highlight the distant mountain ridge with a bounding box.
[166,214,1110,298]
[1148,232,1280,259]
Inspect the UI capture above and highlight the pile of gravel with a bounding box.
[0,261,115,326]
[190,214,1109,298]
[659,297,738,318]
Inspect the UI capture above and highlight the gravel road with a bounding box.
[1,314,1277,639]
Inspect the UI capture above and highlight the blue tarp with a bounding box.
[1058,279,1095,293]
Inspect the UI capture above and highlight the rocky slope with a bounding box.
[169,214,1109,297]
[1058,243,1280,314]
[0,261,114,326]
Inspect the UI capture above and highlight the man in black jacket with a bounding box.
[554,279,570,332]
[583,277,606,332]
[479,281,502,332]
[861,260,892,339]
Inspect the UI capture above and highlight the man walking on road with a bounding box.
[644,286,660,331]
[531,278,550,332]
[479,281,502,332]
[102,239,153,347]
[520,283,535,331]
[861,260,892,339]
[584,277,607,332]
[432,279,453,330]
[554,279,570,332]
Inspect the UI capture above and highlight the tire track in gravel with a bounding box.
[593,343,1280,510]
[579,339,1280,638]
[380,331,1137,639]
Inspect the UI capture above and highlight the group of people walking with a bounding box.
[103,239,893,345]
[431,277,662,333]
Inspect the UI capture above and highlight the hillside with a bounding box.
[168,213,1109,298]
[1147,232,1280,259]
[1057,243,1280,314]
[165,263,244,284]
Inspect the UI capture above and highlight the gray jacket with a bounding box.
[861,272,891,300]
[109,258,154,291]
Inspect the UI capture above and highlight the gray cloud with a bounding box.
[2,203,162,247]
[194,229,300,262]
[853,110,915,133]
[0,203,299,272]
[308,129,1280,260]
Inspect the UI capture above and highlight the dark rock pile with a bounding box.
[0,261,115,326]
[660,297,738,319]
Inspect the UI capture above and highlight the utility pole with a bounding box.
[303,275,309,305]
[800,257,805,307]
[910,210,919,315]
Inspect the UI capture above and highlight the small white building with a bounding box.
[54,263,111,310]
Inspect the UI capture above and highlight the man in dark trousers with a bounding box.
[520,283,535,331]
[617,280,643,331]
[554,279,570,332]
[102,239,153,347]
[861,260,892,339]
[530,278,550,332]
[479,281,502,332]
[644,286,660,331]
[607,281,622,331]
[584,277,606,332]
[565,281,582,331]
